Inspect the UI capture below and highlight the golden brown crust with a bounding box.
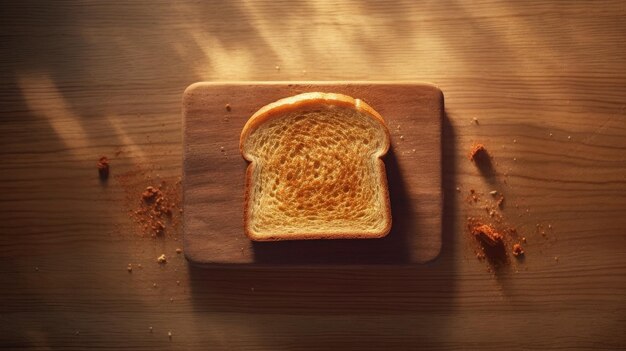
[241,92,392,241]
[240,92,389,158]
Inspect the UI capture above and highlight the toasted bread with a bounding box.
[240,92,392,241]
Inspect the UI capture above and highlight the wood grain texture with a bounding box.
[1,0,625,350]
[183,82,442,265]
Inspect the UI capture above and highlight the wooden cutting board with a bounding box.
[183,82,443,266]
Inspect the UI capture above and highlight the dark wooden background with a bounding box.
[1,1,624,350]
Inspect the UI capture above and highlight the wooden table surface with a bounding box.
[1,1,624,350]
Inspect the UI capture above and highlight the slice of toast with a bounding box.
[240,92,392,241]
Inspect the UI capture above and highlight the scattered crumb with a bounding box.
[513,139,517,143]
[35,267,39,272]
[275,65,280,71]
[75,331,80,336]
[467,189,480,203]
[130,183,178,237]
[554,256,560,262]
[521,237,527,243]
[175,248,182,254]
[567,136,571,140]
[470,223,503,247]
[168,331,172,339]
[149,326,153,333]
[176,280,180,285]
[152,221,165,235]
[456,187,461,192]
[513,157,517,161]
[142,186,159,202]
[497,195,505,209]
[170,297,174,302]
[399,135,404,140]
[137,264,142,269]
[549,133,553,137]
[472,117,478,125]
[97,156,110,180]
[548,224,552,229]
[225,104,231,111]
[153,283,157,288]
[302,70,307,75]
[251,287,255,292]
[157,254,167,264]
[468,143,488,161]
[489,190,498,196]
[127,264,132,272]
[476,252,485,260]
[512,243,524,257]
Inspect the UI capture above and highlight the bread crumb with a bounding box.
[220,146,225,152]
[168,331,172,339]
[225,104,231,111]
[175,248,182,254]
[35,267,39,272]
[176,280,180,285]
[513,139,517,143]
[472,117,479,125]
[470,223,503,246]
[251,287,255,292]
[568,136,571,140]
[149,326,153,333]
[275,65,280,71]
[489,190,498,196]
[497,195,505,208]
[549,132,553,137]
[157,254,167,264]
[97,156,110,180]
[137,263,142,269]
[456,187,461,192]
[399,135,404,140]
[142,186,159,202]
[468,143,487,161]
[153,283,157,288]
[512,244,524,257]
[554,256,559,262]
[170,297,174,302]
[152,221,165,236]
[127,264,132,272]
[75,331,80,336]
[521,237,527,243]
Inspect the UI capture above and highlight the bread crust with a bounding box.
[240,92,392,241]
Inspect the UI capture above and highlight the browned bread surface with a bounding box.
[240,92,392,241]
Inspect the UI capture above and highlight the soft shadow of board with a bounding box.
[182,82,443,266]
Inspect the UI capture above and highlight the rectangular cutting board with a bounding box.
[183,82,443,266]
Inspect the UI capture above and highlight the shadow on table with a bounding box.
[187,110,459,320]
